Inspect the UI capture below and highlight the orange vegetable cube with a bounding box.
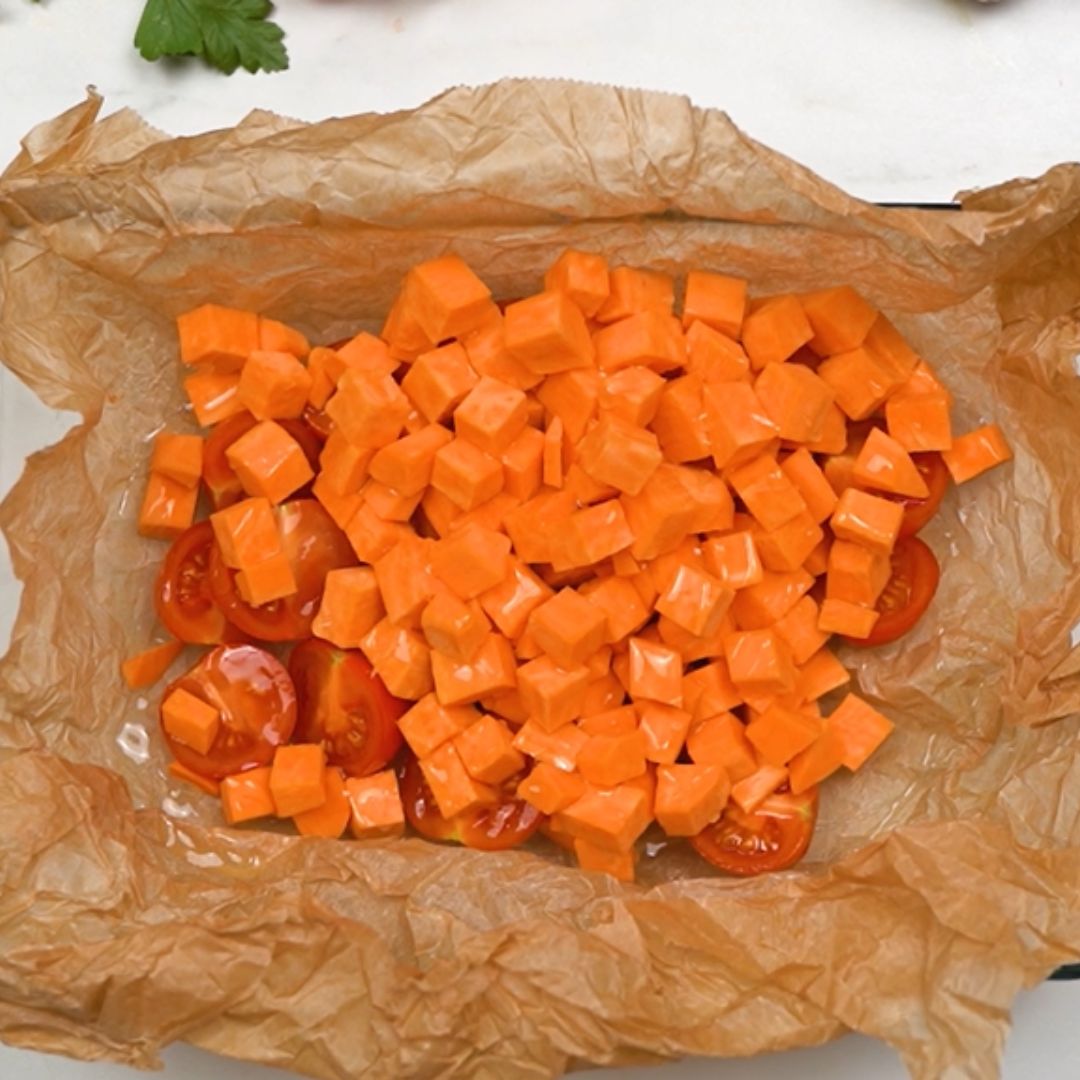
[542,416,566,489]
[817,346,898,420]
[178,303,259,368]
[796,648,851,703]
[220,766,275,824]
[780,448,838,524]
[598,366,666,427]
[637,702,691,765]
[885,393,953,453]
[826,541,891,607]
[754,512,823,574]
[401,342,479,423]
[326,370,411,449]
[162,687,220,755]
[430,633,516,706]
[573,839,635,882]
[373,536,436,626]
[730,763,788,814]
[786,729,846,795]
[236,551,297,606]
[305,347,339,410]
[335,332,397,378]
[686,712,757,782]
[421,591,490,662]
[516,655,591,731]
[684,320,750,383]
[817,598,880,639]
[344,504,411,563]
[564,500,635,568]
[528,588,608,669]
[430,438,504,512]
[258,316,309,359]
[827,693,895,770]
[830,487,904,553]
[293,768,352,838]
[454,376,529,456]
[513,719,589,771]
[454,714,526,784]
[478,559,552,640]
[741,295,813,369]
[941,423,1012,484]
[368,424,453,497]
[727,454,807,532]
[575,414,663,497]
[579,576,650,644]
[803,402,848,456]
[627,637,683,706]
[723,629,796,696]
[536,369,599,443]
[225,420,314,505]
[503,489,577,564]
[682,661,743,720]
[730,568,814,630]
[269,743,327,817]
[183,368,245,427]
[504,290,595,375]
[397,693,477,758]
[405,254,497,342]
[682,270,747,337]
[654,563,733,638]
[558,783,652,852]
[345,770,405,839]
[594,265,674,323]
[431,523,512,600]
[121,640,184,690]
[703,381,780,468]
[803,537,831,578]
[578,705,637,736]
[864,314,920,381]
[420,741,496,818]
[581,672,627,717]
[655,763,731,836]
[462,321,542,392]
[800,285,877,355]
[619,463,699,561]
[150,432,203,489]
[209,496,280,569]
[312,474,364,532]
[517,762,587,815]
[892,359,953,404]
[312,567,385,649]
[672,466,735,534]
[318,432,373,496]
[853,427,929,498]
[362,479,423,523]
[650,375,711,463]
[361,618,433,699]
[745,703,821,767]
[577,730,647,788]
[754,361,835,443]
[702,531,763,590]
[501,426,545,501]
[772,595,829,666]
[480,689,530,725]
[237,350,312,421]
[380,288,436,363]
[138,472,198,540]
[544,248,610,317]
[593,310,685,374]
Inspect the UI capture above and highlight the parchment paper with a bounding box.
[3,81,1080,1080]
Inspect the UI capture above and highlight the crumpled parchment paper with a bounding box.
[2,80,1080,1080]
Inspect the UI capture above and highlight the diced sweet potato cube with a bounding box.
[686,712,757,782]
[503,489,577,564]
[754,361,836,443]
[361,479,422,523]
[318,432,372,496]
[723,629,796,696]
[480,689,530,725]
[655,763,731,836]
[670,466,734,534]
[373,536,436,626]
[462,320,542,391]
[421,592,491,662]
[527,588,608,670]
[545,248,610,316]
[326,369,411,449]
[654,563,733,638]
[741,295,813,369]
[627,637,683,706]
[830,488,904,553]
[343,504,410,563]
[513,720,589,772]
[537,369,599,443]
[885,393,953,453]
[573,839,636,882]
[579,576,650,644]
[593,310,685,374]
[138,472,199,540]
[150,432,203,489]
[178,303,259,368]
[518,762,587,815]
[430,438,504,512]
[430,633,516,706]
[745,703,822,767]
[682,662,743,721]
[565,500,635,568]
[291,768,351,838]
[334,331,397,378]
[397,694,477,758]
[420,741,496,818]
[183,368,245,427]
[431,523,512,600]
[800,285,877,355]
[817,346,898,420]
[501,426,545,501]
[941,423,1012,484]
[225,420,314,505]
[450,491,521,535]
[796,648,851,703]
[361,618,433,700]
[312,474,363,533]
[238,350,312,421]
[345,770,405,839]
[162,687,220,755]
[863,314,920,381]
[583,671,627,716]
[405,254,497,342]
[827,693,895,770]
[558,782,652,852]
[702,531,763,590]
[236,551,297,606]
[619,463,699,561]
[780,448,838,524]
[368,424,453,497]
[730,763,788,813]
[312,567,385,649]
[787,729,846,795]
[504,290,595,374]
[704,381,780,468]
[517,656,591,732]
[269,743,327,817]
[726,453,807,533]
[575,414,663,496]
[542,416,566,489]
[578,705,637,736]
[853,427,929,498]
[594,265,674,323]
[454,376,530,456]
[772,595,829,666]
[730,568,814,630]
[755,512,825,574]
[826,541,891,608]
[684,320,750,383]
[649,375,711,463]
[220,766,275,824]
[637,702,692,765]
[818,598,880,639]
[682,271,747,337]
[598,366,666,427]
[577,729,647,788]
[210,496,280,570]
[401,341,478,423]
[477,559,552,640]
[380,288,435,362]
[454,714,526,784]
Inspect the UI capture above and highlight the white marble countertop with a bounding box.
[3,1,1080,1078]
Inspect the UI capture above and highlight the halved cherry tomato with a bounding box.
[691,787,818,876]
[889,452,950,538]
[208,498,356,641]
[161,644,296,779]
[289,639,405,777]
[155,521,244,644]
[398,754,544,851]
[202,411,324,510]
[848,535,941,648]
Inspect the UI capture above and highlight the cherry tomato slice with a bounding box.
[398,755,545,851]
[208,498,356,641]
[154,521,244,644]
[161,644,297,779]
[888,452,950,538]
[848,535,941,648]
[202,411,324,510]
[691,787,818,876]
[289,639,405,777]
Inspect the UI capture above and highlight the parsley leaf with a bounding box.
[134,0,288,75]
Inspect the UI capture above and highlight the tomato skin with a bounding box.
[891,452,950,538]
[691,788,818,876]
[289,639,405,777]
[162,644,297,779]
[155,522,244,645]
[849,535,941,648]
[302,404,334,442]
[398,755,544,851]
[208,498,356,641]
